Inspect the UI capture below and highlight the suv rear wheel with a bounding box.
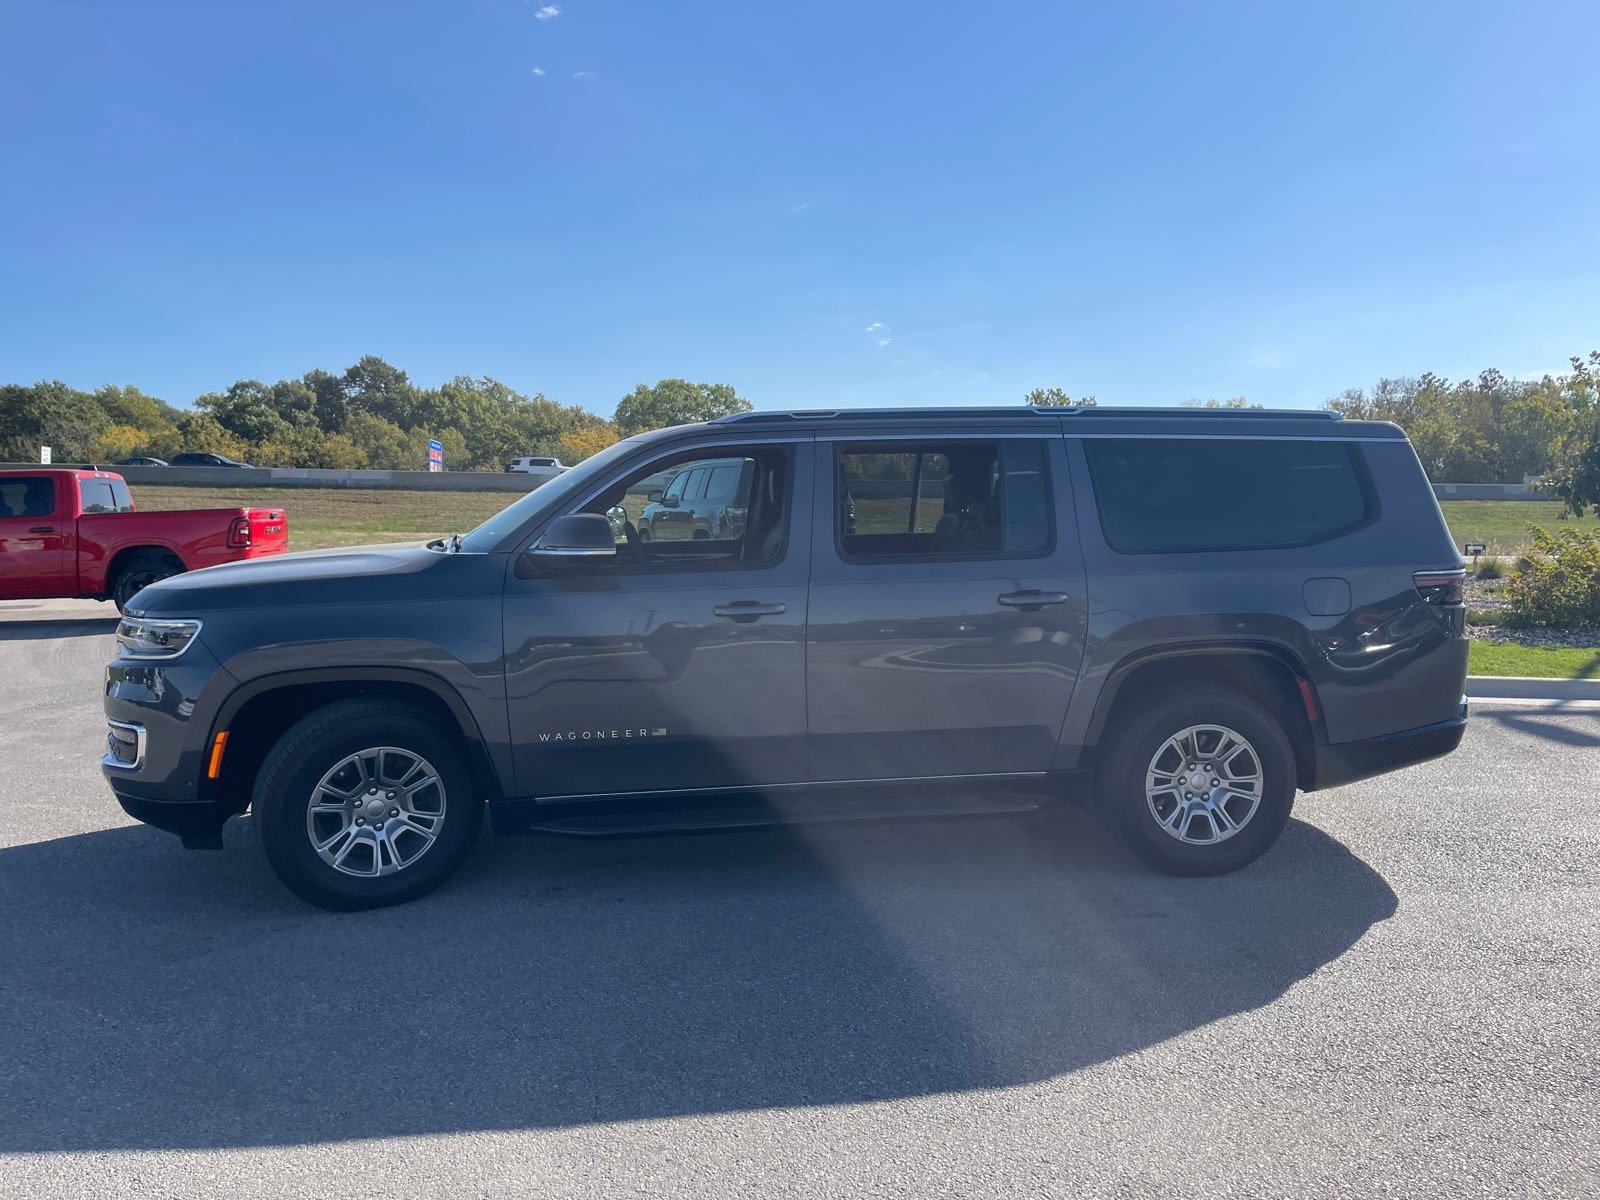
[252,698,482,910]
[1096,683,1295,876]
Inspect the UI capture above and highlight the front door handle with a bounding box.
[998,590,1071,612]
[30,526,53,533]
[712,600,788,623]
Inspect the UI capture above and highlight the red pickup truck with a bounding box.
[0,468,288,611]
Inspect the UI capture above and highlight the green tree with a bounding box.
[1024,388,1096,407]
[613,379,752,437]
[0,381,111,462]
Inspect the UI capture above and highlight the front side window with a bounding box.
[581,448,788,570]
[1082,438,1374,553]
[835,440,1053,560]
[0,477,56,519]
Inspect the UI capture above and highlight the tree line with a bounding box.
[0,357,752,471]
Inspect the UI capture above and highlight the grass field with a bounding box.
[127,486,521,552]
[1436,501,1600,555]
[1467,641,1600,678]
[122,486,1600,558]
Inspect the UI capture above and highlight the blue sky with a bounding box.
[3,1,1599,415]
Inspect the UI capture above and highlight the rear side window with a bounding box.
[836,440,1053,559]
[0,476,56,518]
[79,479,136,514]
[1082,438,1373,553]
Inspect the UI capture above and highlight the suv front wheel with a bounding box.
[1096,684,1296,876]
[252,698,482,910]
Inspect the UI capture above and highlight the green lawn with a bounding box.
[128,485,521,552]
[1437,501,1600,556]
[1468,641,1600,678]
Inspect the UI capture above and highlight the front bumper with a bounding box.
[1310,699,1468,790]
[109,786,232,849]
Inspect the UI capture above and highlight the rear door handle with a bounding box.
[998,590,1071,611]
[30,526,53,533]
[713,600,787,623]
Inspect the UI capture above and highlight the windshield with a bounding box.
[458,435,647,552]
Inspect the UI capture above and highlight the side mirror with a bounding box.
[646,490,663,503]
[526,513,616,570]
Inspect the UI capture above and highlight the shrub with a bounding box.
[1476,559,1503,580]
[1505,524,1600,627]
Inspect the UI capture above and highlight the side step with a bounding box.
[521,793,1043,838]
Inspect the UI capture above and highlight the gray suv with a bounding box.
[102,406,1468,910]
[637,457,752,542]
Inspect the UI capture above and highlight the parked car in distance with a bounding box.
[115,457,168,467]
[637,457,751,542]
[1,468,287,610]
[101,406,1468,912]
[169,452,252,468]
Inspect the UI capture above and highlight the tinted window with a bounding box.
[705,464,741,501]
[0,477,56,518]
[80,479,135,513]
[1083,438,1372,553]
[836,440,1052,559]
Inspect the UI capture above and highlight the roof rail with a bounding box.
[714,406,1341,423]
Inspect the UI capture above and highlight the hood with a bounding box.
[128,542,501,616]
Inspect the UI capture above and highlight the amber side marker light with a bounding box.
[207,731,229,779]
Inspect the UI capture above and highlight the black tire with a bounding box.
[112,554,185,613]
[1095,683,1295,876]
[692,527,711,540]
[252,698,482,911]
[638,526,651,542]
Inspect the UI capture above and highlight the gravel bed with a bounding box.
[1461,574,1513,614]
[1466,625,1600,648]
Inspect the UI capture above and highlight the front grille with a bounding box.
[103,720,145,771]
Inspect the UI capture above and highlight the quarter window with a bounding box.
[836,440,1052,559]
[1082,438,1374,553]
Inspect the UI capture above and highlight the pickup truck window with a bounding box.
[80,478,137,514]
[0,477,56,518]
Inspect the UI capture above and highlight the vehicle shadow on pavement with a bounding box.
[0,617,121,640]
[1478,707,1600,747]
[0,806,1396,1153]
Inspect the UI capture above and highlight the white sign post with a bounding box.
[40,446,51,465]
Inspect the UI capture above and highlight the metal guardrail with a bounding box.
[0,463,563,492]
[1432,483,1550,501]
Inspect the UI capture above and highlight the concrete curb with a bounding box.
[1465,675,1600,700]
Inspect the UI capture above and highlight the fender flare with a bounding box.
[207,666,503,801]
[1081,640,1326,751]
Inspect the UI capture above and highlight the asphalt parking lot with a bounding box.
[0,603,1595,1198]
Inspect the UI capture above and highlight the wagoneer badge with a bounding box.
[539,728,667,742]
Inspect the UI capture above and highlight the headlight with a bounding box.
[114,617,203,659]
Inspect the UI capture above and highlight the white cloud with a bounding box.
[866,322,888,332]
[534,5,561,18]
[531,67,545,75]
[573,71,585,77]
[876,338,891,347]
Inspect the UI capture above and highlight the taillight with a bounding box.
[1413,569,1464,605]
[228,517,252,548]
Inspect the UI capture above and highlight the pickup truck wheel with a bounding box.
[111,554,185,613]
[252,698,482,911]
[1095,684,1295,877]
